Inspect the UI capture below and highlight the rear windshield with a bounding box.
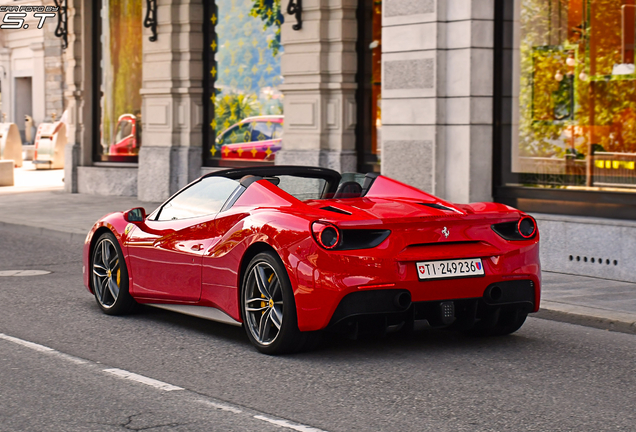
[278,173,369,200]
[275,175,328,201]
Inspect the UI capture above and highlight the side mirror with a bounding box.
[124,207,146,223]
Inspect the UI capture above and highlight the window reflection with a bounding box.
[207,0,284,164]
[513,0,636,191]
[157,177,241,221]
[97,0,143,162]
[357,0,382,173]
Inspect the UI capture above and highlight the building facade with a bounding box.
[58,0,636,282]
[0,0,65,142]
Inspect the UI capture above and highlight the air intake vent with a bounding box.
[419,203,459,213]
[320,206,352,215]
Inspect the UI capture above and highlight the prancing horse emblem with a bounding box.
[442,227,449,238]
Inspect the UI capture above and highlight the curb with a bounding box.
[0,221,87,244]
[535,300,636,335]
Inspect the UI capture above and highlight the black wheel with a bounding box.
[463,308,527,337]
[91,232,136,315]
[241,252,303,354]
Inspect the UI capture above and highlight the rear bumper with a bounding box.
[293,240,541,332]
[326,280,536,333]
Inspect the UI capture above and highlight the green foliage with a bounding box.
[249,0,284,56]
[518,0,636,159]
[211,0,284,141]
[215,0,283,96]
[215,93,260,132]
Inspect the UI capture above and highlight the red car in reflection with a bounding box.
[83,166,541,354]
[108,114,140,156]
[213,115,283,162]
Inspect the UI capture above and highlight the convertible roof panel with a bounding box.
[203,165,342,184]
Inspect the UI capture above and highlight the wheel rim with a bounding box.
[92,238,121,308]
[244,262,284,346]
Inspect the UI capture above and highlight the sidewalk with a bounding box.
[0,189,161,243]
[0,161,65,195]
[1,188,635,335]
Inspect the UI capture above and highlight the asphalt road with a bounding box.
[1,228,635,431]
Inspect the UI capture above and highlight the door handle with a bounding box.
[191,244,203,251]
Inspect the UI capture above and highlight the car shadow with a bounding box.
[114,303,540,358]
[131,303,247,344]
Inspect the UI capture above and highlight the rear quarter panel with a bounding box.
[201,207,318,323]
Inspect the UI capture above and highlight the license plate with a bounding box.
[416,258,485,280]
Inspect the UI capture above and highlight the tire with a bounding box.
[241,251,304,354]
[463,308,527,337]
[91,232,136,315]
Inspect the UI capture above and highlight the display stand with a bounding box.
[0,123,23,168]
[33,122,67,169]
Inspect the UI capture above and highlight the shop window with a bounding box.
[203,0,284,167]
[94,0,143,163]
[496,0,636,218]
[357,0,382,174]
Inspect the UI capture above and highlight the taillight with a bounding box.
[517,216,536,238]
[311,221,341,250]
[492,216,538,241]
[311,222,390,250]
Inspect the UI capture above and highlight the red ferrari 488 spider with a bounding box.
[83,166,540,354]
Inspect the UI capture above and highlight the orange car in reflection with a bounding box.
[109,114,141,156]
[212,115,283,162]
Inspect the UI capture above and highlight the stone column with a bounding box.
[30,43,46,124]
[137,0,204,202]
[0,48,11,121]
[381,0,494,203]
[43,19,65,117]
[276,0,358,172]
[63,0,86,193]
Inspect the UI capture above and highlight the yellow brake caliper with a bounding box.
[117,268,121,287]
[261,272,275,314]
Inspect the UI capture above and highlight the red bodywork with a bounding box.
[108,114,139,156]
[83,172,541,332]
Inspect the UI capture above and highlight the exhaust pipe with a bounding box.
[394,291,412,310]
[485,285,503,302]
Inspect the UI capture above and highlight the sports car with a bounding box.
[83,166,541,354]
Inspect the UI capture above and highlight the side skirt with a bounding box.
[147,304,243,327]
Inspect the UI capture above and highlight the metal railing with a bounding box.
[517,154,636,189]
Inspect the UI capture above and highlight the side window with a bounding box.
[115,119,133,142]
[271,123,283,139]
[222,123,252,145]
[156,177,240,221]
[251,121,276,141]
[217,127,232,145]
[276,175,328,201]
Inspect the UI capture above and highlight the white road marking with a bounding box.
[254,415,328,432]
[0,333,86,364]
[53,352,89,365]
[0,333,54,352]
[0,270,51,277]
[196,399,243,414]
[0,332,329,431]
[103,368,184,392]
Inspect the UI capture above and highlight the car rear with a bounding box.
[293,197,540,335]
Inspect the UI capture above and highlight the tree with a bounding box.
[250,0,284,56]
